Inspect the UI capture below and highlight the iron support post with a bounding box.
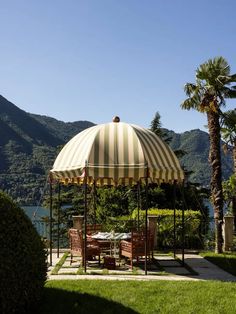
[49,181,53,266]
[181,183,185,266]
[84,170,88,273]
[145,173,148,275]
[57,183,61,258]
[173,182,176,258]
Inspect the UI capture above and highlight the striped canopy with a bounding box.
[50,120,184,186]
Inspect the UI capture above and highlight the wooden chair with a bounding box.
[86,224,112,255]
[68,228,101,265]
[120,229,151,269]
[86,224,102,235]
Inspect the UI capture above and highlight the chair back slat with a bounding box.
[86,224,102,235]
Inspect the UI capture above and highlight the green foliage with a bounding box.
[104,216,136,232]
[0,143,57,205]
[96,187,130,222]
[222,175,236,210]
[182,57,236,112]
[221,109,236,146]
[0,190,47,314]
[132,208,201,218]
[150,111,163,137]
[95,183,208,221]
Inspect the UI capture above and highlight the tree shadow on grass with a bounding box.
[38,287,139,314]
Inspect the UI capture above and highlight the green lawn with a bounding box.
[39,280,236,314]
[200,252,236,276]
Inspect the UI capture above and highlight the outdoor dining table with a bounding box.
[91,232,131,257]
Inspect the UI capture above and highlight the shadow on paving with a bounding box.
[38,288,138,314]
[178,255,236,281]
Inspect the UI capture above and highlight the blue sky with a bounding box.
[0,0,236,133]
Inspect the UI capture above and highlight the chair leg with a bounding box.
[70,253,72,265]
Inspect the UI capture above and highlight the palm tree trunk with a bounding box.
[207,110,223,253]
[232,142,236,229]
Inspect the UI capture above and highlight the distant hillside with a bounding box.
[0,95,233,204]
[167,128,233,186]
[0,95,62,148]
[30,113,94,142]
[0,95,94,204]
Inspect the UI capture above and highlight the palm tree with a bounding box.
[221,109,236,226]
[181,57,236,253]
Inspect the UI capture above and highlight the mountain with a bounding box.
[30,113,94,142]
[0,95,94,204]
[0,95,62,148]
[0,95,233,204]
[166,128,233,186]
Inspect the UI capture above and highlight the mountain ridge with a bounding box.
[30,113,95,142]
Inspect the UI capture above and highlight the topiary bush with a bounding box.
[0,190,47,314]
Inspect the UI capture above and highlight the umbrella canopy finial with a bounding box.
[113,116,120,123]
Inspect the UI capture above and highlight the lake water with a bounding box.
[22,206,49,219]
[205,200,229,218]
[22,206,50,237]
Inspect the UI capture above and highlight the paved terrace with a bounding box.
[47,251,236,282]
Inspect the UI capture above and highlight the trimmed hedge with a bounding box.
[0,191,47,314]
[130,208,202,249]
[131,208,202,219]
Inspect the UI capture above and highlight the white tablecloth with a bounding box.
[91,232,131,241]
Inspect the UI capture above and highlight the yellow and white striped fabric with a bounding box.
[50,121,184,185]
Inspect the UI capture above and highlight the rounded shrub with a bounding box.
[0,190,47,314]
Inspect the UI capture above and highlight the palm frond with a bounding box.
[217,74,236,86]
[222,110,236,127]
[217,92,226,107]
[229,74,236,81]
[221,110,236,145]
[184,83,197,97]
[181,98,196,110]
[224,89,236,99]
[196,57,230,83]
[181,93,201,111]
[181,56,234,115]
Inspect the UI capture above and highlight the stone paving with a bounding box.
[47,251,236,282]
[177,254,236,281]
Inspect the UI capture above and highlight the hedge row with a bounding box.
[132,208,202,219]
